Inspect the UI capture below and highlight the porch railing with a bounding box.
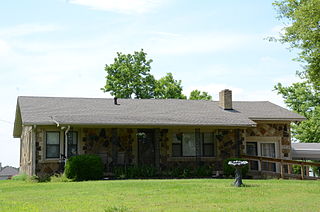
[241,154,320,180]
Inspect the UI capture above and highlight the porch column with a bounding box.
[195,128,201,165]
[235,129,241,158]
[111,128,118,166]
[154,128,160,170]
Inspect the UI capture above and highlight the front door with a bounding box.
[137,129,155,166]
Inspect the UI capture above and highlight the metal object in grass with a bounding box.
[228,160,248,187]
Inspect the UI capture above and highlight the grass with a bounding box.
[0,179,319,211]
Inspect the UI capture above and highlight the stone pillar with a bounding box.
[111,128,118,166]
[154,128,160,170]
[235,129,241,157]
[195,128,201,165]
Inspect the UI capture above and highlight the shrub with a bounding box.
[223,158,249,177]
[50,173,72,182]
[64,154,104,181]
[292,164,301,174]
[114,165,157,179]
[12,174,28,181]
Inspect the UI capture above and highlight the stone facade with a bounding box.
[246,123,291,158]
[22,123,291,177]
[19,126,33,175]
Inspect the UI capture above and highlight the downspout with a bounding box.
[64,125,70,165]
[50,116,60,127]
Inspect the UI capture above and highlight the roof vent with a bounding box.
[219,89,232,110]
[114,97,119,105]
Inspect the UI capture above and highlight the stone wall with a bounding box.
[81,128,136,169]
[19,126,33,175]
[161,128,240,171]
[246,123,291,158]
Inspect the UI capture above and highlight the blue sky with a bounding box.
[0,0,301,167]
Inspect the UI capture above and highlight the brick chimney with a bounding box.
[219,89,232,110]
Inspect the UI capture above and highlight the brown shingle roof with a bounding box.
[13,96,305,137]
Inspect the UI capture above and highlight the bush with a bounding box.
[64,154,104,181]
[12,174,28,181]
[223,158,249,177]
[50,173,72,182]
[292,164,301,174]
[114,165,157,179]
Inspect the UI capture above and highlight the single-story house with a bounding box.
[0,163,19,180]
[13,89,305,177]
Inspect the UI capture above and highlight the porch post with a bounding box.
[111,128,118,166]
[195,128,201,166]
[235,129,241,157]
[154,128,160,170]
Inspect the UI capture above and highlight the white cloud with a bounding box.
[146,32,256,55]
[68,0,163,14]
[0,39,11,56]
[0,24,61,37]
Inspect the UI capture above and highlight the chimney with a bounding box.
[0,162,2,171]
[219,89,232,110]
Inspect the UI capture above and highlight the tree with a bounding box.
[189,89,212,100]
[275,81,320,142]
[102,49,212,101]
[154,73,186,99]
[102,49,156,99]
[273,0,320,86]
[273,0,320,142]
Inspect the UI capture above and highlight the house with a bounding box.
[0,163,19,180]
[13,89,305,177]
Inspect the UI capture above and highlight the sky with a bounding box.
[0,0,302,167]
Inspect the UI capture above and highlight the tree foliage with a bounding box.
[189,89,212,100]
[273,0,320,142]
[275,81,320,142]
[155,73,186,99]
[102,49,156,99]
[102,49,211,100]
[273,0,320,85]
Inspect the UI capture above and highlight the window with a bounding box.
[172,132,215,157]
[246,142,257,156]
[261,143,275,158]
[182,133,196,156]
[172,133,196,157]
[261,143,276,172]
[66,131,78,157]
[246,142,259,170]
[202,133,214,157]
[46,132,60,158]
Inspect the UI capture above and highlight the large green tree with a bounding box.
[102,50,192,99]
[102,49,156,99]
[154,73,186,99]
[189,89,212,100]
[273,0,320,142]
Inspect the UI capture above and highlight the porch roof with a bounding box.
[13,96,304,137]
[292,143,320,160]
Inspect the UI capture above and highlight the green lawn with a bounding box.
[0,179,319,212]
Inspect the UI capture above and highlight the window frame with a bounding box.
[172,131,215,157]
[45,131,61,159]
